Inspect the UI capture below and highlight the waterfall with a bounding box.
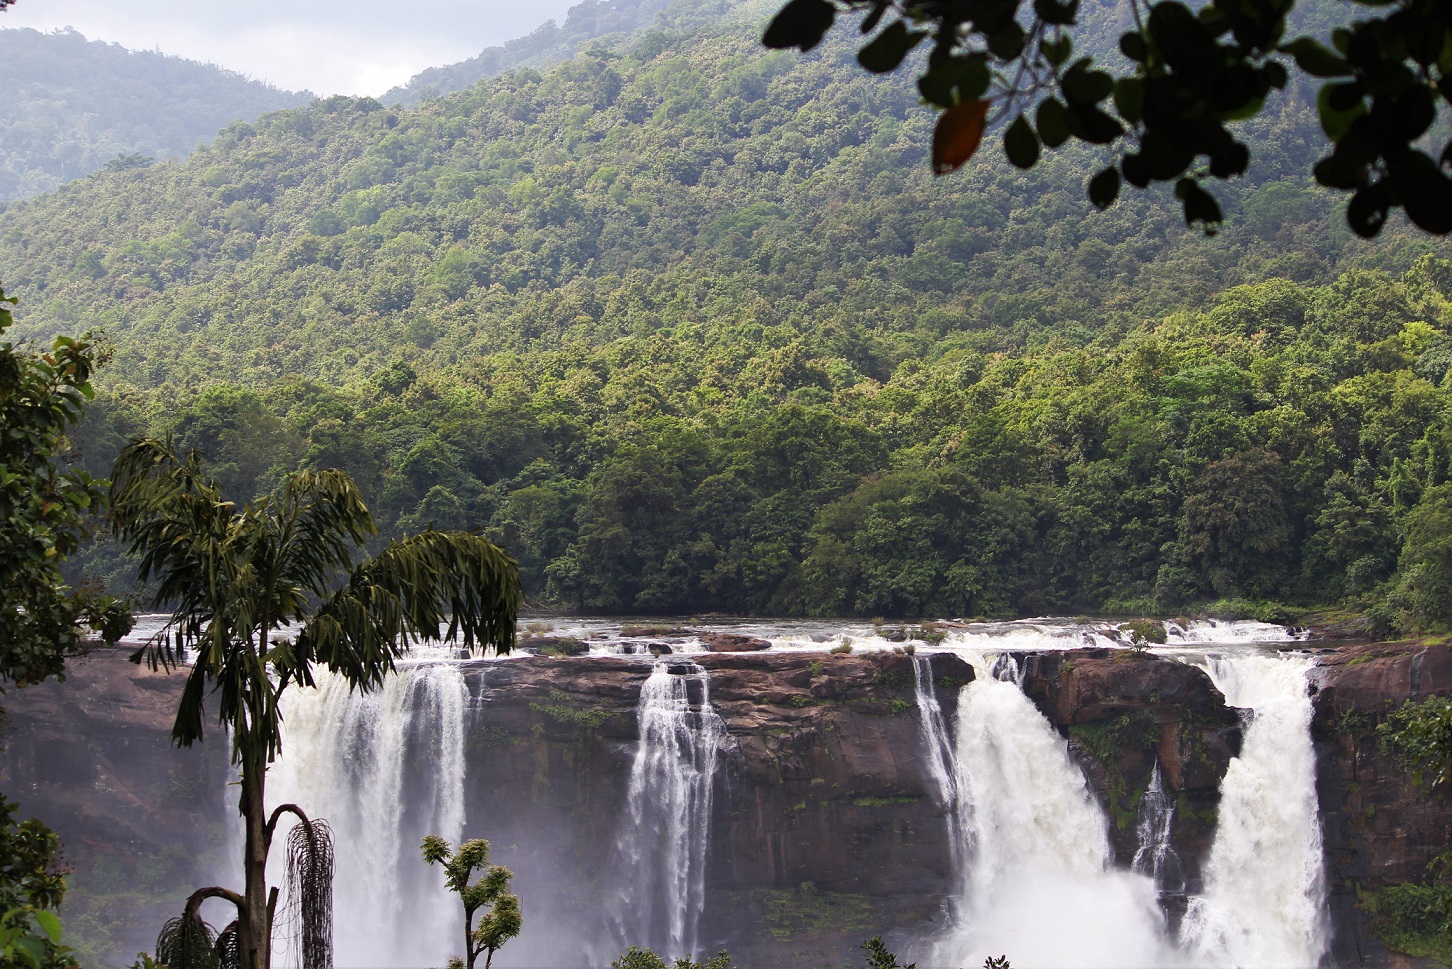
[606,661,726,960]
[1181,653,1328,967]
[1132,760,1186,898]
[268,661,469,968]
[912,654,966,927]
[934,654,1169,969]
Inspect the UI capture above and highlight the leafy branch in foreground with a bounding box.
[765,0,1452,237]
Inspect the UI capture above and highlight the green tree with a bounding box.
[0,797,71,969]
[108,438,522,969]
[0,286,129,690]
[420,836,522,969]
[764,0,1452,236]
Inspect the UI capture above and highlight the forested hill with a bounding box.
[0,27,311,203]
[3,1,1452,627]
[386,0,684,105]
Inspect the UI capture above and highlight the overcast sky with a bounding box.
[0,0,583,95]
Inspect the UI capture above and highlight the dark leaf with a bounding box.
[1176,178,1224,230]
[1280,37,1353,77]
[1209,141,1251,178]
[763,0,836,51]
[1389,150,1452,234]
[1067,104,1125,144]
[1347,181,1391,237]
[858,20,924,73]
[932,99,990,175]
[859,1,887,35]
[1120,31,1149,62]
[1088,166,1121,209]
[987,23,1027,60]
[1040,33,1073,66]
[1036,98,1071,147]
[1113,77,1144,124]
[1004,115,1041,168]
[1033,0,1080,27]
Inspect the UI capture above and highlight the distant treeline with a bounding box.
[0,27,310,203]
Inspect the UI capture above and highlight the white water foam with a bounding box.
[933,653,1170,969]
[1180,653,1328,967]
[268,661,469,968]
[604,661,727,961]
[1132,760,1186,897]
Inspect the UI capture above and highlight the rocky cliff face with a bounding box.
[0,650,233,966]
[1311,642,1452,967]
[3,642,1449,967]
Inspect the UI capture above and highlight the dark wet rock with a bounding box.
[1311,642,1452,966]
[702,632,770,652]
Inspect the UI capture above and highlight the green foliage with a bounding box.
[0,285,130,690]
[1378,695,1452,787]
[420,835,522,969]
[1366,874,1452,963]
[862,936,913,969]
[0,797,73,969]
[609,946,737,969]
[1120,619,1167,648]
[765,0,1452,237]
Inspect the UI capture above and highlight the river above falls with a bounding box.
[115,612,1313,664]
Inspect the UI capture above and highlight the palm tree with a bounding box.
[109,438,522,969]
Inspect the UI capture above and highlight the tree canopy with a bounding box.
[764,0,1452,237]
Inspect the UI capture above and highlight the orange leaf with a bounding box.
[933,100,990,175]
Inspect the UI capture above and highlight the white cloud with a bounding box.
[0,0,582,94]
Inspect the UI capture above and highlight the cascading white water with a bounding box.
[268,661,469,968]
[912,655,967,927]
[606,661,726,960]
[1180,653,1328,967]
[1132,760,1186,898]
[934,653,1170,969]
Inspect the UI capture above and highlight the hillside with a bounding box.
[1,1,1450,626]
[386,0,683,105]
[0,26,311,203]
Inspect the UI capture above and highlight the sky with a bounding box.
[0,0,584,96]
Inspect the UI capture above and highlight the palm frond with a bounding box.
[292,530,521,690]
[270,469,376,610]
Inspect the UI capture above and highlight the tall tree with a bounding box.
[764,0,1452,236]
[109,438,522,969]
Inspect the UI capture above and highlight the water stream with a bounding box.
[268,661,469,968]
[1180,653,1329,966]
[604,661,727,961]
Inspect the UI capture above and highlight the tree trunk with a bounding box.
[241,762,272,969]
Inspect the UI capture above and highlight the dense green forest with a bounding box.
[1,0,1450,627]
[0,27,310,203]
